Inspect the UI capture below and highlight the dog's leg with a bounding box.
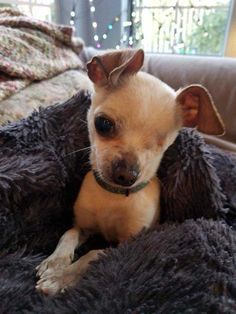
[36,249,104,295]
[36,228,87,278]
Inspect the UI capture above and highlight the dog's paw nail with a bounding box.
[37,278,46,285]
[36,270,42,277]
[36,265,51,278]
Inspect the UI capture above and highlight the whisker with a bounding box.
[79,118,87,125]
[63,146,92,157]
[156,175,166,193]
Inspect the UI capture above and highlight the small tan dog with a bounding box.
[36,49,224,295]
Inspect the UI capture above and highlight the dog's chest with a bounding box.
[73,171,160,242]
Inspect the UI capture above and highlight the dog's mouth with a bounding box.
[93,169,149,196]
[93,168,143,189]
[94,170,136,188]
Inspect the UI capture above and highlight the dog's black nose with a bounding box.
[112,158,139,187]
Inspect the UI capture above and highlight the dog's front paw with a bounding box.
[36,266,79,296]
[36,254,72,278]
[36,270,65,296]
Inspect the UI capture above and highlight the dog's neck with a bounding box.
[93,171,149,197]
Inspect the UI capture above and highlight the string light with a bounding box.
[69,0,76,30]
[88,0,100,48]
[69,0,143,50]
[123,21,132,27]
[88,0,121,49]
[94,35,99,41]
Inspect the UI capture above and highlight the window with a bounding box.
[0,0,55,22]
[126,0,232,56]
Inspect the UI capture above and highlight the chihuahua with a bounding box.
[36,49,224,295]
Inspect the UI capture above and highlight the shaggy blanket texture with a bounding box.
[0,8,83,101]
[0,91,236,313]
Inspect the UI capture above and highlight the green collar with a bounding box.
[93,171,149,197]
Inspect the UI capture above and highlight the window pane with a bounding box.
[138,0,178,6]
[32,5,53,22]
[31,0,54,5]
[17,4,31,15]
[132,0,232,56]
[0,1,55,22]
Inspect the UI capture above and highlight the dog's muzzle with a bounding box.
[111,157,139,187]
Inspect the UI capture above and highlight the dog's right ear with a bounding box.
[87,49,144,87]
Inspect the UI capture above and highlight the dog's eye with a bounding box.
[94,116,115,136]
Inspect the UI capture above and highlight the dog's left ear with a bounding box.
[87,49,144,87]
[176,84,225,135]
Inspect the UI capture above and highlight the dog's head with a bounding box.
[87,49,225,188]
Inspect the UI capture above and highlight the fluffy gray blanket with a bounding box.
[0,91,236,313]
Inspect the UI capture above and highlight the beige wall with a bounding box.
[225,0,236,57]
